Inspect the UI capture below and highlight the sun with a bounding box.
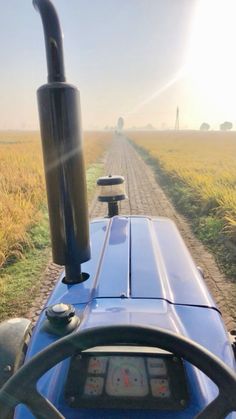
[186,0,236,120]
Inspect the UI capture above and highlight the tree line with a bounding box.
[200,121,233,131]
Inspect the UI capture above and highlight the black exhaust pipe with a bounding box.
[33,0,91,283]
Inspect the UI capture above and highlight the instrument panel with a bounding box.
[65,351,188,410]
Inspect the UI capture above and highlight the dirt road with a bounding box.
[28,135,236,331]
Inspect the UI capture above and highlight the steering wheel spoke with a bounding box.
[196,394,232,419]
[27,390,64,419]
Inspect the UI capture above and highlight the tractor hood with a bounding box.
[48,216,217,311]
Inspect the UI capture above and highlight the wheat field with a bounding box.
[130,131,236,242]
[0,131,111,267]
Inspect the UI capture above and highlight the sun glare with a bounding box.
[187,0,236,119]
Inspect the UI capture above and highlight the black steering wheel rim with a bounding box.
[0,324,235,419]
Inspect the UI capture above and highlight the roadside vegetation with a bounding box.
[129,131,236,279]
[0,130,111,320]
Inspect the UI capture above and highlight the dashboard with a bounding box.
[65,349,188,410]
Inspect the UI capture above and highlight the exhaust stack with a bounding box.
[33,0,91,283]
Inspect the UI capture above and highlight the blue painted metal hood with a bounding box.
[48,216,217,310]
[15,217,235,419]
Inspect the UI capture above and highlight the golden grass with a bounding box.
[0,131,111,267]
[130,131,236,239]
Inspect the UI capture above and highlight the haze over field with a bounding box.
[1,0,236,130]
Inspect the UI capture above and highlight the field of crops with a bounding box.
[130,131,236,248]
[0,131,111,268]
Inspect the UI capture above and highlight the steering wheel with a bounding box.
[0,325,235,419]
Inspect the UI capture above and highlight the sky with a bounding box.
[1,0,236,130]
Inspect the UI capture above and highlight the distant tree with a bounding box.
[117,117,124,131]
[145,123,155,130]
[220,121,233,131]
[200,122,210,131]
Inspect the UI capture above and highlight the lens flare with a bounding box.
[126,66,187,117]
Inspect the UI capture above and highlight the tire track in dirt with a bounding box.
[28,135,236,331]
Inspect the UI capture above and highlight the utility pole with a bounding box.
[175,106,179,130]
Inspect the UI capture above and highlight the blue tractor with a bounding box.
[0,1,235,418]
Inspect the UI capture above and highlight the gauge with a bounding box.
[147,357,167,376]
[88,356,108,374]
[150,378,170,398]
[106,356,148,397]
[66,352,188,409]
[84,376,104,396]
